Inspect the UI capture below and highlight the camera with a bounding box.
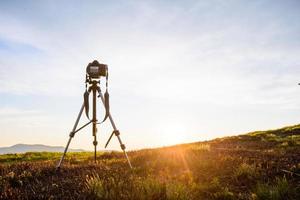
[86,60,108,79]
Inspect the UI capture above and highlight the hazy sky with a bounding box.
[0,0,300,150]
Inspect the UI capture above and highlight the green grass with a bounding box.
[86,174,167,200]
[253,177,297,200]
[0,151,103,163]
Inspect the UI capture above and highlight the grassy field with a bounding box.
[0,125,300,199]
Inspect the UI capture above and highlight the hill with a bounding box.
[0,124,299,199]
[0,144,85,154]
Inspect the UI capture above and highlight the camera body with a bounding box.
[86,60,108,79]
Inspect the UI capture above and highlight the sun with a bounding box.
[160,123,187,146]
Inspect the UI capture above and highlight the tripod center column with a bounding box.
[92,86,98,136]
[91,81,98,162]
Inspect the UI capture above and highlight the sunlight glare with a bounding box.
[160,123,187,146]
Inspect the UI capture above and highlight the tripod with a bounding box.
[56,80,132,169]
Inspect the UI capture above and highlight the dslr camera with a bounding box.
[86,60,108,79]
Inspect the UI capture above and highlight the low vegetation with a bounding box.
[0,124,300,199]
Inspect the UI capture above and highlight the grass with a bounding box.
[85,175,167,200]
[253,177,296,200]
[0,151,101,163]
[0,124,300,199]
[234,163,257,182]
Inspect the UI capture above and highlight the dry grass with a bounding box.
[0,124,300,199]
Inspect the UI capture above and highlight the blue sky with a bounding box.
[0,0,300,150]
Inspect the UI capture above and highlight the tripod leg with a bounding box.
[56,103,85,169]
[98,92,133,169]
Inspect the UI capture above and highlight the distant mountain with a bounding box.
[0,144,85,154]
